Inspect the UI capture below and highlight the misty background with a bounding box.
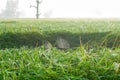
[0,0,120,18]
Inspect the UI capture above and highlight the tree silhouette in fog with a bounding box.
[0,0,20,18]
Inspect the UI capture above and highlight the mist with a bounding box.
[0,0,120,18]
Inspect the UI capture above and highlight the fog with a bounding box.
[0,0,120,18]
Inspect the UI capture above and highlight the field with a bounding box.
[0,19,120,80]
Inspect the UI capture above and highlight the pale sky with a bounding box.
[0,0,120,18]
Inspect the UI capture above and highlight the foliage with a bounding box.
[0,19,120,80]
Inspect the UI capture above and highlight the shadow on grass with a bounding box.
[0,31,119,49]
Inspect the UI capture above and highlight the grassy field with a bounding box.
[0,19,120,80]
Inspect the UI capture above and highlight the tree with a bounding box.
[0,0,20,18]
[30,0,42,19]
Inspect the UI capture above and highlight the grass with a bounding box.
[0,19,120,80]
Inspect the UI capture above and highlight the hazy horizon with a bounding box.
[0,0,120,18]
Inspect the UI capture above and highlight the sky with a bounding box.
[0,0,120,18]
